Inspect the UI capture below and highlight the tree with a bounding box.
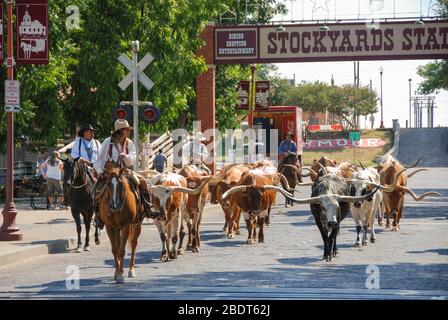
[417,0,448,94]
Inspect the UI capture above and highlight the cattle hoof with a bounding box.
[236,230,240,235]
[192,247,200,253]
[227,233,235,239]
[354,242,361,247]
[168,252,177,260]
[385,224,390,229]
[258,238,264,243]
[128,269,136,278]
[325,256,331,262]
[246,239,254,244]
[160,254,169,262]
[333,251,338,257]
[84,245,91,252]
[378,221,384,227]
[177,248,184,255]
[362,241,367,246]
[115,274,125,284]
[95,239,100,246]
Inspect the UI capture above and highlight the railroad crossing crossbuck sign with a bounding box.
[118,52,154,91]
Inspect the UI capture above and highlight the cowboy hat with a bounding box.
[77,124,97,137]
[114,119,133,133]
[190,132,207,141]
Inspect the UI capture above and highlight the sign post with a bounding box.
[1,0,22,241]
[5,80,20,112]
[118,41,154,171]
[349,131,361,161]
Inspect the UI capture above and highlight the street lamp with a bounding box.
[379,66,385,129]
[408,78,412,128]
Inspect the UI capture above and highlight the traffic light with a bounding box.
[112,103,133,122]
[140,103,160,124]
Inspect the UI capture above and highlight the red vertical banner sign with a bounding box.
[236,81,250,109]
[16,0,49,65]
[0,3,3,62]
[255,81,270,109]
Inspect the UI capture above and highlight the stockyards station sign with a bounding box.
[214,20,448,64]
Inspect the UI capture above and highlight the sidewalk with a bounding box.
[0,199,90,267]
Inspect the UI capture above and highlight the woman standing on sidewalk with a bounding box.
[40,151,64,210]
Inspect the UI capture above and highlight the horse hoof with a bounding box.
[75,246,82,253]
[177,248,184,255]
[84,246,91,252]
[115,274,125,284]
[128,269,136,278]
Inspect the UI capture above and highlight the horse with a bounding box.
[66,160,100,252]
[98,166,144,284]
[279,152,304,207]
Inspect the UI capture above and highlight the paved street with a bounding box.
[0,168,447,299]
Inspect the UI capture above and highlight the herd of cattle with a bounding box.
[77,153,442,283]
[137,153,442,264]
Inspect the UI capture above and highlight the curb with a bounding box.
[0,237,77,268]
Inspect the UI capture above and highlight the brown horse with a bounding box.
[99,167,143,284]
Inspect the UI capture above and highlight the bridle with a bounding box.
[71,161,88,189]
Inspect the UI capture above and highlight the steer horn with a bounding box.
[278,173,295,193]
[358,161,366,170]
[281,166,314,186]
[316,162,328,176]
[407,168,429,179]
[221,185,248,200]
[172,177,212,195]
[402,187,443,201]
[276,185,380,204]
[348,167,408,193]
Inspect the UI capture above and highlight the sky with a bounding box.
[268,0,448,128]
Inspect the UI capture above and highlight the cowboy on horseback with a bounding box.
[70,124,101,181]
[93,119,161,227]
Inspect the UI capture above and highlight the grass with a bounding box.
[302,129,393,166]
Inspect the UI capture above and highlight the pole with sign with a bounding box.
[349,131,361,162]
[5,80,20,112]
[1,1,22,241]
[118,41,154,171]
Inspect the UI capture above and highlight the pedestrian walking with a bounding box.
[40,151,64,210]
[153,149,168,173]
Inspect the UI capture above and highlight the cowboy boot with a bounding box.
[138,179,165,220]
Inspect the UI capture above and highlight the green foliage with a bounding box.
[416,0,448,95]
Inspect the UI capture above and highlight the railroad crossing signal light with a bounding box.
[112,104,133,122]
[140,103,160,124]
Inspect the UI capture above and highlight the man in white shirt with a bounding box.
[182,132,211,173]
[71,124,101,165]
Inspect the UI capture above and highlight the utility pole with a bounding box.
[408,78,412,128]
[1,0,23,241]
[379,66,385,129]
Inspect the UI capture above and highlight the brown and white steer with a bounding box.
[149,172,208,261]
[177,165,211,253]
[221,165,291,244]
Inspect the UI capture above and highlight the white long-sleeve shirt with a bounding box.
[70,137,100,163]
[181,141,209,167]
[94,137,136,174]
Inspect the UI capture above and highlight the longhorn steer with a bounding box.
[149,172,208,261]
[376,160,442,230]
[277,170,381,261]
[221,165,291,244]
[178,165,211,253]
[349,168,384,246]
